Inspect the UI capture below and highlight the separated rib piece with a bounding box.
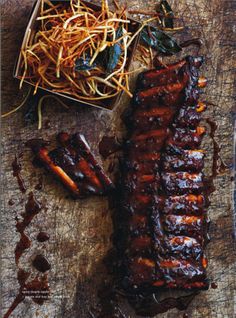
[27,133,113,198]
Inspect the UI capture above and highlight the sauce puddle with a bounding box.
[37,231,50,242]
[128,292,197,316]
[4,192,50,318]
[206,118,228,177]
[99,136,122,160]
[12,154,26,193]
[15,192,42,264]
[32,254,51,273]
[211,282,218,289]
[8,199,15,206]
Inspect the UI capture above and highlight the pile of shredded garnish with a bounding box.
[2,0,182,127]
[18,0,146,101]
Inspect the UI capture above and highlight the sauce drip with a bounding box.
[206,118,228,177]
[17,269,30,286]
[4,192,49,318]
[180,38,202,48]
[35,175,43,190]
[128,292,196,316]
[3,269,30,318]
[99,136,122,159]
[3,274,50,318]
[8,199,15,206]
[12,155,26,193]
[96,283,127,318]
[15,233,31,264]
[211,282,218,289]
[37,231,50,242]
[15,192,42,264]
[23,275,50,305]
[32,254,51,273]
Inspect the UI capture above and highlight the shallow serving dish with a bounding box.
[13,0,140,111]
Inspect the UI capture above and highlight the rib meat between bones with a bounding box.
[116,56,209,293]
[26,133,113,198]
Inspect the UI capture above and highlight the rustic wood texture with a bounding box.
[1,0,235,317]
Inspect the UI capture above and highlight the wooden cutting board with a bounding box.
[1,0,235,317]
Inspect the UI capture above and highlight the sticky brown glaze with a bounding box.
[123,171,161,195]
[134,81,189,106]
[174,104,206,128]
[125,106,176,132]
[137,59,187,89]
[163,194,206,215]
[27,133,114,198]
[114,55,209,314]
[126,128,170,155]
[163,214,204,238]
[154,258,208,289]
[165,127,206,151]
[162,236,203,260]
[133,56,203,107]
[137,56,203,89]
[162,172,204,195]
[162,150,205,172]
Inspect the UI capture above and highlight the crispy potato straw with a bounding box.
[19,0,140,102]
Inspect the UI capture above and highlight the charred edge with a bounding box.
[114,56,209,305]
[27,133,114,198]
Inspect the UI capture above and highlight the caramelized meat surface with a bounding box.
[27,133,113,198]
[116,56,209,294]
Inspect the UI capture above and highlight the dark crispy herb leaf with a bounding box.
[140,26,182,55]
[75,55,96,71]
[24,89,44,124]
[96,49,109,69]
[106,26,123,73]
[106,44,122,73]
[159,0,174,28]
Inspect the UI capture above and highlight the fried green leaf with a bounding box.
[106,44,122,73]
[75,55,96,71]
[159,0,174,29]
[140,26,182,55]
[24,90,44,124]
[106,26,123,73]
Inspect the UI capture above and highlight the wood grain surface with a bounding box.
[1,0,236,317]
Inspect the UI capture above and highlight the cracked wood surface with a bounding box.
[1,0,236,317]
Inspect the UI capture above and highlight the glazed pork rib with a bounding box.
[27,133,113,198]
[117,56,209,292]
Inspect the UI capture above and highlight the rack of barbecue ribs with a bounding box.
[116,56,209,293]
[26,133,113,198]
